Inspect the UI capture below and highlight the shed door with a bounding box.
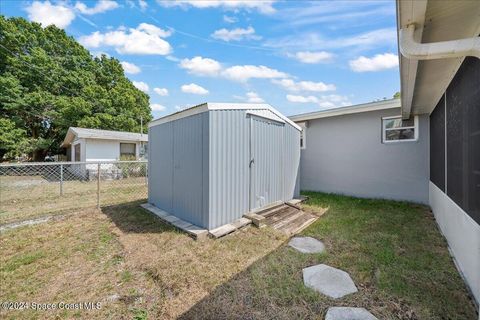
[249,116,284,211]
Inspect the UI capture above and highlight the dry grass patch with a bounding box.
[0,175,147,224]
[0,202,286,319]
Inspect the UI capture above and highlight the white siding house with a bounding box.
[61,127,148,162]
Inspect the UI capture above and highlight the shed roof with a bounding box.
[148,102,302,131]
[61,127,148,147]
[289,98,400,122]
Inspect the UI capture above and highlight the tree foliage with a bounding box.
[0,16,152,161]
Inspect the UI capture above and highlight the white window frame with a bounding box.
[382,115,418,143]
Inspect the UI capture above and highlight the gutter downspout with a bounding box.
[400,24,480,60]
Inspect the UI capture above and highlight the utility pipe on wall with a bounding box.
[400,24,480,60]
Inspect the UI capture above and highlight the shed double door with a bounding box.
[249,116,284,211]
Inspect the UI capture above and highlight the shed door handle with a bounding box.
[249,158,255,167]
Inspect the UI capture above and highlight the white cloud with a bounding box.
[150,103,166,111]
[264,28,396,52]
[243,92,264,103]
[223,15,237,23]
[293,51,334,64]
[138,0,148,10]
[133,81,149,92]
[211,26,261,42]
[25,1,75,28]
[179,56,222,76]
[79,23,172,55]
[286,94,318,103]
[349,53,398,72]
[273,79,336,92]
[157,0,277,14]
[287,94,351,109]
[120,61,141,74]
[154,87,169,96]
[75,0,119,15]
[222,65,288,82]
[181,83,209,95]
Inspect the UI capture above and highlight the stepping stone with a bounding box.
[325,307,378,320]
[303,264,357,299]
[289,236,325,253]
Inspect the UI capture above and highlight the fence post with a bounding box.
[145,162,148,186]
[97,163,100,209]
[59,164,64,196]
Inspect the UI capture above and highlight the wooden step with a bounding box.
[278,212,318,235]
[271,209,306,230]
[265,206,298,223]
[256,203,287,217]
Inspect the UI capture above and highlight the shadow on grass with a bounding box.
[101,200,177,234]
[177,192,479,320]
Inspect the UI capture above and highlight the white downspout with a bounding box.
[400,24,480,60]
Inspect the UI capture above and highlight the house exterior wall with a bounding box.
[428,56,480,306]
[71,138,86,162]
[148,107,301,230]
[298,108,429,204]
[78,138,143,162]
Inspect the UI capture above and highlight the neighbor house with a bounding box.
[61,127,148,162]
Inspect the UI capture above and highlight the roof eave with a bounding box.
[289,98,401,122]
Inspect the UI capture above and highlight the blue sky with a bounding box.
[1,0,400,118]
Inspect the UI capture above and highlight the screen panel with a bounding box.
[430,95,445,191]
[446,57,480,224]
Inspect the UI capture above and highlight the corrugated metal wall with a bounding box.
[208,110,250,229]
[208,109,301,229]
[148,122,174,212]
[283,124,301,199]
[149,107,300,230]
[148,112,209,228]
[250,116,284,210]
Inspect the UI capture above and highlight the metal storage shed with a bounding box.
[147,103,302,230]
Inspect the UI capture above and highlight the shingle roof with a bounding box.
[61,127,147,147]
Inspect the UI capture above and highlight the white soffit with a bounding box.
[398,0,480,118]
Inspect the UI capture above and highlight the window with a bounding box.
[382,116,418,143]
[120,143,136,159]
[74,143,80,162]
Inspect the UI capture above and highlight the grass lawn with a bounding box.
[0,192,477,319]
[0,175,147,224]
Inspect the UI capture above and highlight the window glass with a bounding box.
[120,143,136,160]
[382,116,417,143]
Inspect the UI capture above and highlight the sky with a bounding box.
[1,0,400,118]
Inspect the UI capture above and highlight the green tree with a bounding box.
[393,91,401,99]
[0,16,152,161]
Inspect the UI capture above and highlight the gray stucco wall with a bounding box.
[300,108,429,204]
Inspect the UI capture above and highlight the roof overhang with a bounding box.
[397,0,480,119]
[148,102,302,131]
[289,98,400,122]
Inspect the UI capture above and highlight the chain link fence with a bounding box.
[0,161,147,225]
